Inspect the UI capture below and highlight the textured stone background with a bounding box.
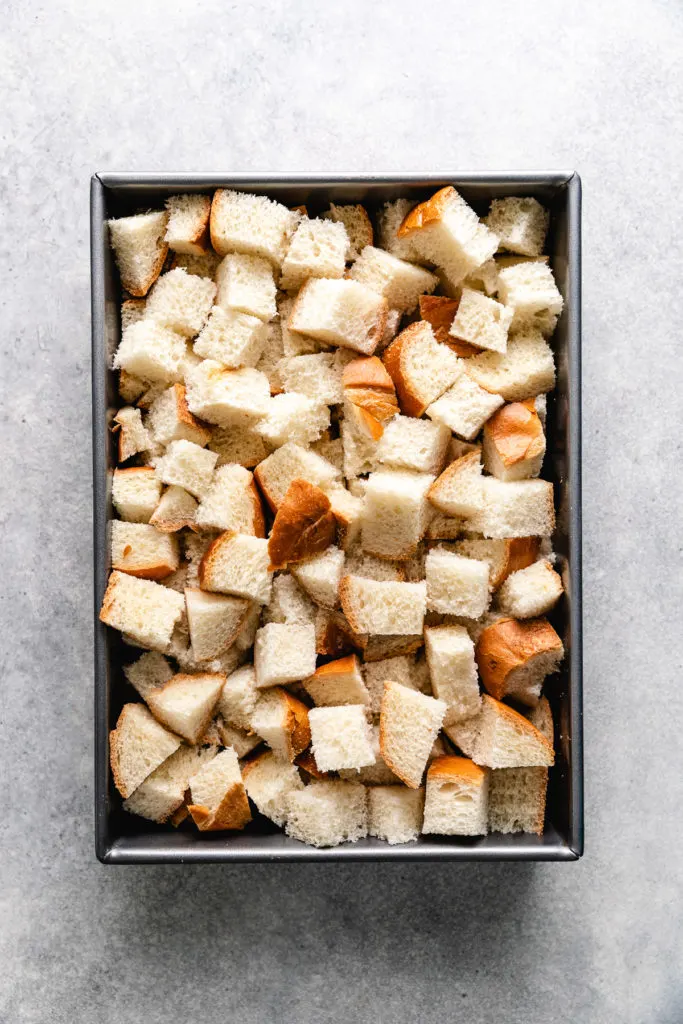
[1,1,682,1021]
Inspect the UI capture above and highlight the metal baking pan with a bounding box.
[91,172,582,863]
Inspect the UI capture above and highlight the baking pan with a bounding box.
[92,173,582,863]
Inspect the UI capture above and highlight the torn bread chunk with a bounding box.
[465,329,555,401]
[285,780,367,847]
[291,545,345,609]
[424,625,481,725]
[255,392,330,448]
[195,464,265,535]
[345,549,405,584]
[123,743,216,824]
[428,451,484,518]
[147,384,211,448]
[303,655,370,707]
[99,571,185,651]
[123,651,174,701]
[164,193,211,255]
[426,373,504,441]
[496,560,563,618]
[368,785,424,844]
[216,664,259,730]
[171,250,222,279]
[449,287,513,354]
[382,321,461,418]
[108,211,168,296]
[112,467,162,523]
[113,321,186,385]
[278,352,344,405]
[361,470,435,561]
[323,202,373,261]
[155,439,218,499]
[418,294,476,355]
[324,485,363,551]
[254,622,317,688]
[425,549,490,618]
[348,245,438,313]
[445,694,554,768]
[379,681,446,788]
[265,574,316,626]
[309,705,375,772]
[216,719,261,758]
[193,306,268,369]
[113,407,152,462]
[362,654,422,715]
[482,399,546,481]
[376,415,451,476]
[199,532,272,604]
[279,294,323,357]
[185,360,271,426]
[111,521,180,580]
[146,671,225,744]
[249,687,311,761]
[254,442,340,511]
[184,588,251,663]
[376,199,422,262]
[340,576,427,636]
[208,423,270,470]
[109,703,182,798]
[188,747,251,831]
[485,196,549,258]
[280,217,348,291]
[341,401,382,478]
[289,278,388,356]
[149,485,198,532]
[144,268,216,337]
[475,616,564,706]
[242,751,304,826]
[210,189,299,265]
[497,261,563,325]
[469,478,555,539]
[488,764,548,835]
[268,481,336,571]
[215,252,277,322]
[455,536,540,590]
[422,756,489,835]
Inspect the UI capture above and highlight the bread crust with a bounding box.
[267,479,336,571]
[498,538,540,588]
[345,389,398,423]
[475,618,563,703]
[418,295,479,357]
[124,243,168,297]
[113,559,177,582]
[484,399,544,469]
[397,186,454,237]
[188,779,251,831]
[173,384,212,445]
[294,747,330,779]
[198,530,237,589]
[427,755,487,784]
[481,695,555,764]
[342,356,396,392]
[378,682,420,788]
[281,690,312,760]
[382,321,441,418]
[315,610,357,657]
[248,480,267,538]
[309,654,359,681]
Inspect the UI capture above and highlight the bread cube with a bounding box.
[425,549,491,618]
[188,747,251,831]
[424,513,464,541]
[216,665,259,730]
[424,625,480,725]
[303,655,369,707]
[375,415,450,477]
[278,352,345,404]
[449,287,513,354]
[469,478,555,538]
[280,217,348,291]
[112,406,152,463]
[171,250,221,279]
[496,560,563,618]
[144,268,215,337]
[422,756,489,835]
[383,321,461,418]
[254,441,341,511]
[249,687,311,761]
[279,294,323,357]
[488,765,548,835]
[194,464,265,535]
[466,329,555,401]
[445,694,554,768]
[185,359,271,426]
[265,574,316,627]
[149,485,198,532]
[193,306,268,369]
[426,373,504,441]
[485,197,549,258]
[164,193,211,255]
[123,743,216,824]
[199,532,272,604]
[368,786,424,844]
[215,720,261,759]
[341,402,382,478]
[361,470,435,561]
[155,439,218,499]
[210,189,299,265]
[254,622,317,688]
[498,261,563,321]
[113,320,186,384]
[255,321,285,392]
[208,424,270,469]
[111,521,179,581]
[109,702,182,798]
[292,546,345,609]
[215,253,277,322]
[308,705,374,773]
[108,211,168,297]
[348,245,438,313]
[397,186,499,290]
[475,616,563,707]
[112,467,162,523]
[455,536,540,590]
[379,681,446,788]
[323,203,373,260]
[99,571,185,651]
[123,651,173,702]
[376,199,422,262]
[482,399,546,481]
[362,654,421,715]
[255,393,330,447]
[146,671,225,744]
[120,298,147,332]
[428,451,484,517]
[340,576,427,636]
[284,780,368,847]
[289,278,388,356]
[242,751,304,826]
[146,384,211,448]
[184,587,250,662]
[324,485,363,551]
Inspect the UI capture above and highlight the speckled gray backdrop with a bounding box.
[1,1,682,1021]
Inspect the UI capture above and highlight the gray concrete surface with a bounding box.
[1,0,682,1020]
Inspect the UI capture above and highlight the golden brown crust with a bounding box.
[338,576,363,635]
[484,399,544,469]
[476,619,563,702]
[310,654,360,680]
[482,695,555,763]
[113,560,177,582]
[173,384,213,445]
[282,691,311,760]
[169,799,190,827]
[345,402,385,442]
[198,530,237,589]
[428,450,481,512]
[377,681,419,789]
[188,779,251,830]
[294,747,330,779]
[344,388,399,423]
[418,295,479,357]
[342,356,396,392]
[248,480,267,539]
[290,204,308,216]
[381,322,434,418]
[498,538,541,588]
[99,571,124,628]
[427,754,487,784]
[147,672,226,744]
[267,479,336,571]
[397,186,455,238]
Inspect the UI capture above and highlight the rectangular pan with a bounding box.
[92,173,582,863]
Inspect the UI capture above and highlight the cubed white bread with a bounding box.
[309,705,375,772]
[488,765,548,835]
[254,622,317,688]
[266,479,336,572]
[99,571,185,651]
[424,625,481,725]
[340,725,400,784]
[368,786,424,844]
[348,245,438,313]
[199,532,272,604]
[284,780,367,847]
[123,651,174,701]
[171,250,222,279]
[397,187,499,290]
[118,369,146,405]
[194,463,265,535]
[136,380,169,411]
[109,702,182,798]
[112,467,162,523]
[455,536,540,590]
[108,211,168,297]
[155,439,218,499]
[184,587,250,662]
[185,360,271,426]
[497,261,563,322]
[425,549,491,618]
[417,294,473,353]
[149,485,198,532]
[210,189,299,265]
[290,546,345,610]
[164,194,211,255]
[362,633,425,662]
[382,321,461,418]
[378,308,403,352]
[280,217,348,291]
[188,746,251,831]
[216,664,259,730]
[147,384,211,448]
[485,197,549,258]
[422,756,489,835]
[449,287,513,355]
[344,549,405,584]
[376,415,451,475]
[234,601,261,654]
[511,308,559,339]
[323,203,373,261]
[111,521,180,581]
[465,329,556,402]
[278,352,344,404]
[528,695,554,743]
[426,373,504,441]
[121,298,147,331]
[314,608,356,658]
[376,199,422,261]
[468,478,555,538]
[146,671,225,744]
[113,321,186,385]
[445,694,554,768]
[379,681,446,788]
[113,406,152,463]
[216,719,261,759]
[256,321,285,392]
[193,306,268,369]
[289,278,388,356]
[145,268,215,337]
[279,294,324,357]
[463,258,500,296]
[361,470,435,561]
[496,560,563,619]
[265,574,316,626]
[475,616,564,707]
[208,424,270,469]
[428,451,484,517]
[123,743,216,824]
[254,442,340,511]
[341,402,381,478]
[312,436,344,472]
[340,576,426,636]
[482,399,546,481]
[249,687,311,761]
[303,655,369,707]
[425,513,465,541]
[255,393,330,447]
[324,485,363,550]
[215,252,277,322]
[362,654,427,715]
[242,750,304,826]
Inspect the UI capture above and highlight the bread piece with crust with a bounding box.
[496,560,563,618]
[184,588,251,662]
[123,743,217,824]
[291,545,345,609]
[268,480,336,571]
[145,268,216,337]
[379,681,447,788]
[216,664,259,730]
[254,622,317,689]
[185,360,271,426]
[195,464,265,535]
[146,671,225,744]
[99,571,185,651]
[164,194,211,255]
[112,406,152,463]
[303,655,370,707]
[422,756,489,835]
[348,245,438,313]
[208,424,270,470]
[475,616,564,706]
[210,189,299,265]
[254,442,340,511]
[455,536,540,590]
[309,705,375,772]
[428,451,484,517]
[147,384,212,448]
[155,439,218,499]
[113,467,162,523]
[111,521,180,580]
[109,703,183,798]
[242,750,304,826]
[340,576,427,636]
[426,372,504,441]
[425,549,490,618]
[449,287,513,354]
[485,197,549,257]
[488,764,548,835]
[368,785,424,844]
[150,486,198,532]
[382,321,461,417]
[323,203,373,261]
[188,747,252,831]
[361,470,434,561]
[418,294,478,357]
[285,780,368,847]
[280,217,348,290]
[288,278,388,356]
[108,211,168,296]
[482,399,546,481]
[324,485,363,551]
[445,694,554,768]
[376,415,450,476]
[193,306,268,369]
[249,687,311,761]
[424,625,481,725]
[199,532,272,604]
[215,252,277,322]
[469,478,555,539]
[376,199,422,262]
[255,392,330,448]
[123,651,174,701]
[465,329,555,401]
